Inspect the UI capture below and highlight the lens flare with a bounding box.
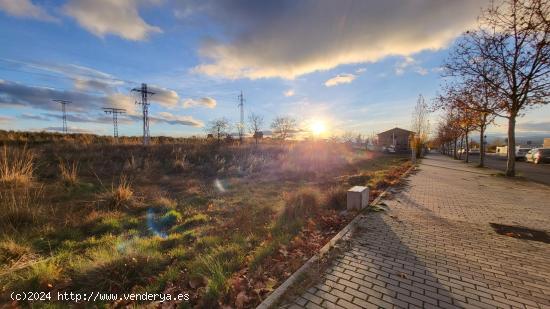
[214,178,226,193]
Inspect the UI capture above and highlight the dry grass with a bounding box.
[0,131,412,307]
[0,145,34,186]
[0,185,44,231]
[59,159,79,186]
[324,186,347,210]
[281,188,321,221]
[107,175,134,209]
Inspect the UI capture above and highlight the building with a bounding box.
[544,138,550,148]
[377,127,413,152]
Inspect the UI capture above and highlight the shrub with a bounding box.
[281,188,321,221]
[0,145,34,186]
[324,186,347,210]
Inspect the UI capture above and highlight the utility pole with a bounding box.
[103,107,126,141]
[131,83,154,145]
[237,90,244,143]
[53,99,70,134]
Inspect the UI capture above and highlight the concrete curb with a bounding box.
[256,163,417,309]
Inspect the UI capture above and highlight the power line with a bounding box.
[103,107,126,141]
[52,99,70,133]
[131,83,155,145]
[238,90,245,142]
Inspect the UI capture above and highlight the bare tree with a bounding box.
[206,118,231,142]
[341,131,355,144]
[271,116,297,140]
[411,94,430,158]
[445,0,550,176]
[248,113,264,144]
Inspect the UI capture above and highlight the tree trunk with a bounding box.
[465,131,469,163]
[453,139,458,159]
[505,116,516,176]
[479,122,485,167]
[458,137,464,160]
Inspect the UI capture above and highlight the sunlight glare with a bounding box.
[311,121,326,136]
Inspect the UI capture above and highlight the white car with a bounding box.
[515,148,532,161]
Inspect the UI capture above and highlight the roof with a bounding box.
[377,127,413,136]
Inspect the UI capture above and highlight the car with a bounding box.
[516,148,532,161]
[525,148,550,164]
[458,148,480,155]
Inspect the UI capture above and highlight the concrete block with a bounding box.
[347,186,369,210]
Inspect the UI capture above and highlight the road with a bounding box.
[474,154,550,185]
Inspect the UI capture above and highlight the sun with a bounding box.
[311,120,326,135]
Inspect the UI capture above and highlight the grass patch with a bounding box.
[0,145,34,187]
[281,188,321,222]
[324,186,347,210]
[104,175,133,209]
[0,186,44,231]
[58,159,79,186]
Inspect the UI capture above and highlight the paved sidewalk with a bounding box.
[286,154,550,309]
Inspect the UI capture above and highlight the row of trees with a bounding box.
[434,0,549,176]
[206,114,298,143]
[206,114,373,145]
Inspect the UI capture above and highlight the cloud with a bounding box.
[4,59,124,93]
[0,80,104,112]
[324,73,356,87]
[183,97,217,109]
[146,85,181,109]
[74,78,121,93]
[284,89,295,97]
[394,56,428,76]
[517,121,550,133]
[187,0,487,79]
[44,126,95,134]
[152,112,204,127]
[42,112,113,124]
[0,0,57,21]
[356,67,367,74]
[63,0,162,41]
[0,116,13,123]
[18,113,51,121]
[106,93,139,115]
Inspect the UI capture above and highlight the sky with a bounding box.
[0,0,549,139]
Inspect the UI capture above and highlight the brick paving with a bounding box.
[285,154,550,309]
